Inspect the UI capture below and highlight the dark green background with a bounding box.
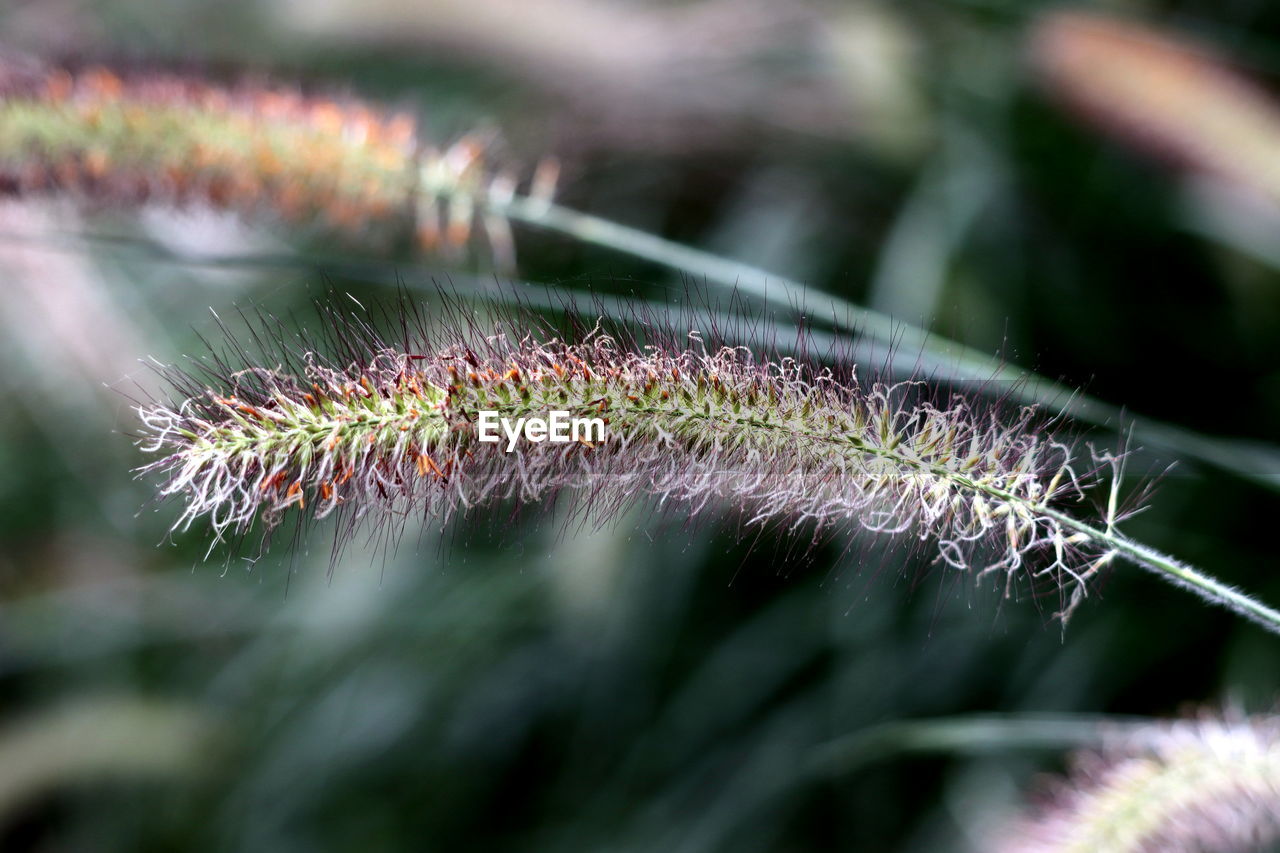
[0,1,1277,850]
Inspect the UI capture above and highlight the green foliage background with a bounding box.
[0,1,1278,850]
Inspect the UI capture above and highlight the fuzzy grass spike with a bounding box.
[130,298,1280,634]
[1000,710,1280,852]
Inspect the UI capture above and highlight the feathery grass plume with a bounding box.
[998,709,1280,853]
[0,58,535,260]
[1028,11,1280,205]
[130,290,1270,630]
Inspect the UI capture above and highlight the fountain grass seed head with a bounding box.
[0,57,551,264]
[998,708,1280,853]
[131,292,1125,620]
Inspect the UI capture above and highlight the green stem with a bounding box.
[1046,507,1280,634]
